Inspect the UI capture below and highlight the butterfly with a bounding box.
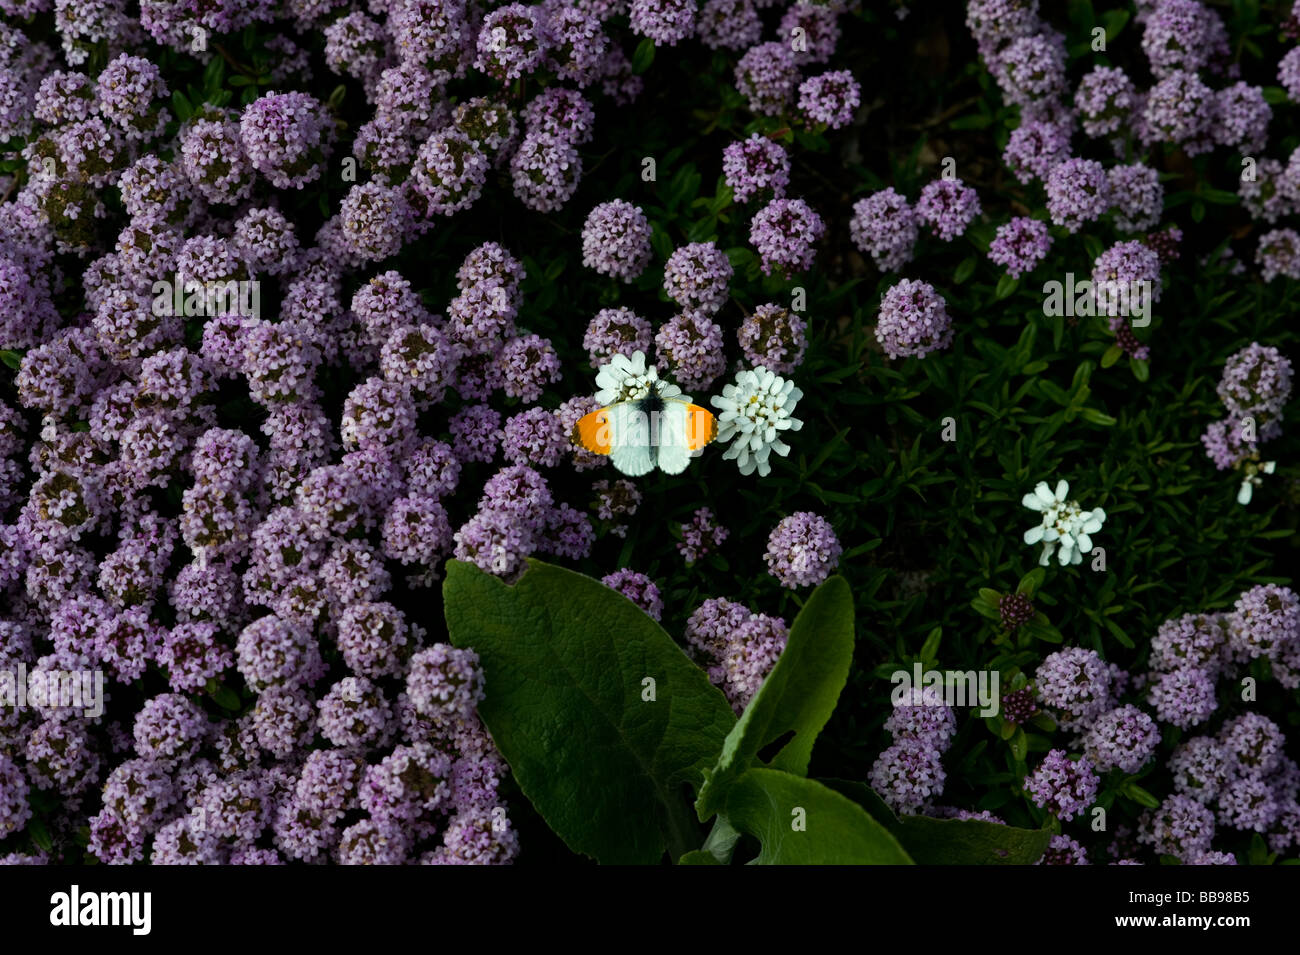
[572,351,717,476]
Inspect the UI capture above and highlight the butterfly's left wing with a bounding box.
[654,401,716,474]
[607,401,655,476]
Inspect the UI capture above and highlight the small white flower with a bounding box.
[1237,460,1276,505]
[1021,479,1105,567]
[709,366,804,477]
[593,350,686,405]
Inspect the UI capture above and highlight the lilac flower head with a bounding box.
[581,200,653,282]
[1083,705,1161,774]
[1227,584,1299,662]
[1023,749,1099,820]
[869,739,946,815]
[1034,647,1112,732]
[406,644,485,725]
[1151,613,1227,674]
[1214,83,1271,154]
[684,597,788,712]
[337,601,414,679]
[630,0,696,46]
[510,130,582,212]
[1142,70,1215,149]
[236,614,325,691]
[798,70,860,129]
[133,693,208,764]
[749,197,825,276]
[601,568,664,620]
[722,134,790,205]
[1256,228,1300,282]
[875,279,953,360]
[764,511,841,588]
[916,178,981,242]
[1045,158,1111,233]
[1108,163,1164,234]
[451,96,517,153]
[734,41,799,116]
[738,303,807,374]
[679,507,728,564]
[502,407,567,468]
[988,217,1051,278]
[412,127,489,216]
[1075,66,1137,139]
[994,33,1067,114]
[584,307,653,367]
[1216,343,1292,423]
[450,404,502,463]
[850,188,918,272]
[654,312,727,391]
[698,0,761,52]
[1146,668,1217,729]
[884,685,957,747]
[239,91,334,190]
[1003,120,1071,184]
[1219,712,1284,776]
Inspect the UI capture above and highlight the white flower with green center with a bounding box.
[593,350,686,405]
[710,366,803,477]
[1022,479,1105,567]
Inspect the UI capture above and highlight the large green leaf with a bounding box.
[697,576,855,818]
[821,779,1050,864]
[443,558,736,864]
[724,769,913,864]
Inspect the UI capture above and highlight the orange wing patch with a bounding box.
[574,408,613,455]
[685,404,717,451]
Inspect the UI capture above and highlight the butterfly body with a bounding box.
[574,396,717,476]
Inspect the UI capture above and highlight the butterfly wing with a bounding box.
[654,399,691,475]
[573,408,613,455]
[606,401,655,477]
[685,404,717,451]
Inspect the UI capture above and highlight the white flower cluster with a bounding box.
[1022,479,1105,567]
[710,366,804,478]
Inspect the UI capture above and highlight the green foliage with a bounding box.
[443,559,735,863]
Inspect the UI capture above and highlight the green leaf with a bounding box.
[1124,783,1160,809]
[820,780,1049,863]
[1009,726,1028,762]
[1100,343,1123,368]
[29,818,52,852]
[919,626,942,664]
[678,849,722,865]
[443,558,736,865]
[954,256,976,285]
[1016,567,1046,597]
[1078,407,1117,426]
[206,681,242,711]
[1130,357,1149,382]
[631,37,655,74]
[696,577,855,819]
[170,90,192,122]
[0,349,22,370]
[994,274,1019,300]
[893,815,1050,865]
[724,769,913,864]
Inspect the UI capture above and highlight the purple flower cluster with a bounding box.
[870,685,954,815]
[684,597,788,713]
[874,279,954,360]
[763,511,841,589]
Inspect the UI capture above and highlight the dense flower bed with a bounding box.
[0,0,1298,865]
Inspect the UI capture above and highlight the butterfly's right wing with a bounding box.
[606,401,655,477]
